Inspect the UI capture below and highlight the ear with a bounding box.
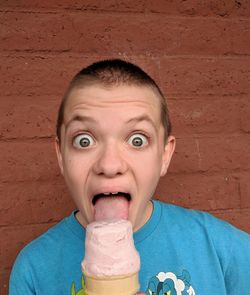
[160,135,176,177]
[55,137,64,175]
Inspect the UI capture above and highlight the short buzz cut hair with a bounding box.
[56,59,172,142]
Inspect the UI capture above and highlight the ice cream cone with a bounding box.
[84,271,140,295]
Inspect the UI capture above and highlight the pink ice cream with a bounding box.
[82,219,140,277]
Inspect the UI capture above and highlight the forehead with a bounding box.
[64,84,162,123]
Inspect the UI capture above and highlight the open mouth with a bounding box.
[92,192,132,221]
[92,192,131,206]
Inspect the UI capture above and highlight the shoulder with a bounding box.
[11,213,75,274]
[156,200,250,278]
[156,200,250,248]
[9,216,67,293]
[23,215,71,254]
[9,213,81,294]
[153,201,250,292]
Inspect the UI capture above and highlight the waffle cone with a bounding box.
[84,272,140,295]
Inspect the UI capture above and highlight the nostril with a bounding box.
[93,147,128,177]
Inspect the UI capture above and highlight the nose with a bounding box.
[93,142,128,177]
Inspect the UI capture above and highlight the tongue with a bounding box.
[94,195,129,222]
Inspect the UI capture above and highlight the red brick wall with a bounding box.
[1,1,250,293]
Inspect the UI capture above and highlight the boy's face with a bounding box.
[56,84,175,231]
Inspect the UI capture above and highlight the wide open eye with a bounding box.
[73,134,95,148]
[128,133,148,147]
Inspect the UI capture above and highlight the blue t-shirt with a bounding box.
[9,200,250,294]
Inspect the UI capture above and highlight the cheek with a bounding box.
[63,156,85,184]
[136,156,162,188]
[138,149,163,170]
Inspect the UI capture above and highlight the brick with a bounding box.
[1,12,250,56]
[239,173,250,208]
[169,97,241,136]
[0,54,160,96]
[0,55,79,96]
[154,173,240,211]
[0,180,75,226]
[230,19,250,56]
[0,140,60,182]
[0,12,76,52]
[1,0,250,17]
[211,208,250,233]
[240,97,250,133]
[0,223,54,270]
[0,0,146,12]
[168,137,200,173]
[70,15,177,55]
[146,0,250,17]
[72,15,249,56]
[160,57,250,96]
[0,270,9,295]
[0,96,58,139]
[165,17,250,56]
[198,135,250,172]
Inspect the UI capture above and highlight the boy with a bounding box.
[10,59,250,295]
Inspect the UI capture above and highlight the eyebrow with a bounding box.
[65,115,97,130]
[65,114,158,131]
[126,114,158,131]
